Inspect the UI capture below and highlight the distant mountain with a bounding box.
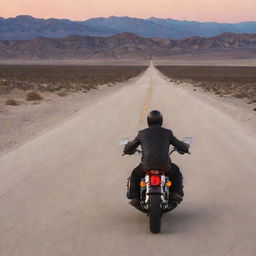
[1,32,256,60]
[0,15,118,40]
[1,15,256,40]
[84,16,256,39]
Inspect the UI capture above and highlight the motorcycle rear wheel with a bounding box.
[149,194,162,233]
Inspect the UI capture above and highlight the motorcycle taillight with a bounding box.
[150,175,161,186]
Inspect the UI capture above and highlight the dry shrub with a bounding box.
[0,65,147,93]
[248,98,256,104]
[233,93,246,99]
[5,98,19,106]
[58,91,68,97]
[26,91,42,101]
[253,108,256,111]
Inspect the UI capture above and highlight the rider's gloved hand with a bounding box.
[125,150,136,155]
[184,143,190,149]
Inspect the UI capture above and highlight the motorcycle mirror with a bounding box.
[182,137,193,144]
[119,138,129,146]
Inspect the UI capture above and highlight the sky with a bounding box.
[0,0,256,23]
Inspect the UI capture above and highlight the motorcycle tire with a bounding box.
[149,194,162,233]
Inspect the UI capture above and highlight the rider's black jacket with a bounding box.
[124,124,189,171]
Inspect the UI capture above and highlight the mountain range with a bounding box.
[1,15,256,40]
[1,32,256,60]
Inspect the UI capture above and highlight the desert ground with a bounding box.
[1,57,256,66]
[154,57,256,66]
[0,62,256,256]
[157,65,256,106]
[0,65,146,154]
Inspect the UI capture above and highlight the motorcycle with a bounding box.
[119,137,192,233]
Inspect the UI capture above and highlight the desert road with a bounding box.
[0,64,256,256]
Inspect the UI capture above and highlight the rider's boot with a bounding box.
[169,192,183,203]
[126,191,133,199]
[177,186,184,197]
[129,198,141,209]
[169,186,184,204]
[126,177,133,199]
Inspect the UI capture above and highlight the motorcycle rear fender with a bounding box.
[147,186,163,195]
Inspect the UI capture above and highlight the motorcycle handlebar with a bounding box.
[123,148,190,156]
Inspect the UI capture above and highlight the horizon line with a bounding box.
[0,14,255,24]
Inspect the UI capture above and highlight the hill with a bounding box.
[0,32,256,60]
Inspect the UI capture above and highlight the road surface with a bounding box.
[1,64,256,256]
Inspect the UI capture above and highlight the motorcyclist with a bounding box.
[123,110,189,207]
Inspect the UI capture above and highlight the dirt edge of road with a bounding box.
[156,68,256,134]
[0,72,144,156]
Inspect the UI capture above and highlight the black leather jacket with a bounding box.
[124,125,189,171]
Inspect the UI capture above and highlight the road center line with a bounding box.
[139,80,153,123]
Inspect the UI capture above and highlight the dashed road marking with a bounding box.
[139,80,153,123]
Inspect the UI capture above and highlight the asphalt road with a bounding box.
[1,63,256,256]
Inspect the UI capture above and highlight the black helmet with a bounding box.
[147,110,163,126]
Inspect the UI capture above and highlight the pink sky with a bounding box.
[0,0,256,23]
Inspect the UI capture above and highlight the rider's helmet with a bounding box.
[147,110,163,126]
